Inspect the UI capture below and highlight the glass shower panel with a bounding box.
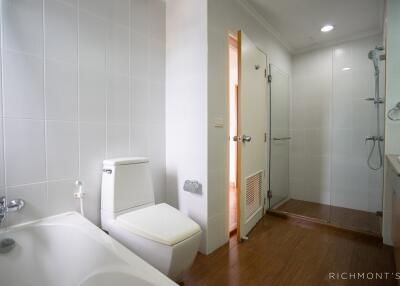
[269,64,290,208]
[330,36,384,235]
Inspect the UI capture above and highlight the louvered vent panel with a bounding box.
[245,171,262,219]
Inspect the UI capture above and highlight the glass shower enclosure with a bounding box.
[268,64,290,208]
[268,36,385,236]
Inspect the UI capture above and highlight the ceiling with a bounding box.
[242,0,384,54]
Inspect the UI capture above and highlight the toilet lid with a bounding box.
[116,203,201,246]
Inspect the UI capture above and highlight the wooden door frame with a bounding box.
[236,31,242,242]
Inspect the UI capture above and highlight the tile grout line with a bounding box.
[43,0,49,201]
[0,0,7,197]
[105,26,109,159]
[77,0,81,179]
[128,0,133,154]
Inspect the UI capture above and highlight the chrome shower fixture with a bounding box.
[388,102,400,121]
[366,45,385,170]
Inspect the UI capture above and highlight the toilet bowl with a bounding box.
[100,157,201,282]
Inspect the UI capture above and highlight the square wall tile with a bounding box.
[132,31,149,80]
[80,175,102,226]
[4,119,46,186]
[148,0,165,41]
[109,24,130,76]
[79,11,107,72]
[79,122,106,178]
[80,0,129,26]
[132,0,149,34]
[45,60,78,121]
[149,83,165,124]
[79,69,106,122]
[108,75,130,124]
[149,39,165,84]
[3,51,44,119]
[47,180,78,215]
[46,121,79,181]
[45,0,77,64]
[131,121,149,157]
[0,120,4,188]
[110,0,130,27]
[0,54,2,118]
[3,0,43,56]
[132,78,149,123]
[107,124,130,158]
[6,183,47,225]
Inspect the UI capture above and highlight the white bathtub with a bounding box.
[0,212,178,286]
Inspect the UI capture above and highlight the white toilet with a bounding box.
[100,157,202,282]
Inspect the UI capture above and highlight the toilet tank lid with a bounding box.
[103,157,149,166]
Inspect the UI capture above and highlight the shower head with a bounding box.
[368,49,379,75]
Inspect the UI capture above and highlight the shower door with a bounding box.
[268,65,290,208]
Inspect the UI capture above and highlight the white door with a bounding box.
[237,31,268,240]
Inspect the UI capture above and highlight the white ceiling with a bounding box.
[242,0,384,54]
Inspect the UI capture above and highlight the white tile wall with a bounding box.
[3,51,44,119]
[0,0,166,226]
[290,35,384,212]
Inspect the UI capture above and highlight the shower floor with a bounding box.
[276,199,381,235]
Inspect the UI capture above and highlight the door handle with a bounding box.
[272,137,291,141]
[242,135,251,142]
[233,135,252,142]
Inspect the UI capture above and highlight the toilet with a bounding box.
[100,157,202,282]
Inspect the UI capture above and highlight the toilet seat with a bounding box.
[116,203,201,246]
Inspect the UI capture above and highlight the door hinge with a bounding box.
[267,190,272,199]
[268,75,272,83]
[264,132,267,142]
[264,69,267,78]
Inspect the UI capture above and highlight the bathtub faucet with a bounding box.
[0,196,25,225]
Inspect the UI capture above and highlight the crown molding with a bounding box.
[294,28,382,55]
[237,0,294,53]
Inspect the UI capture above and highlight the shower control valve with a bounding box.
[365,136,384,144]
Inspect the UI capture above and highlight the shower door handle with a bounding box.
[272,137,291,141]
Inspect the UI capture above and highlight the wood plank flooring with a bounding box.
[183,214,395,286]
[276,199,381,235]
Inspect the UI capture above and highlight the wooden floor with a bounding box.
[183,214,395,286]
[277,199,381,235]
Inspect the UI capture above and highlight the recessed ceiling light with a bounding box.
[321,24,334,32]
[342,67,351,71]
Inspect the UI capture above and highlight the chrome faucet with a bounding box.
[0,196,25,225]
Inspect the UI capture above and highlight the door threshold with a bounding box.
[267,209,382,240]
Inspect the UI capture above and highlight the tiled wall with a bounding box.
[0,0,166,226]
[165,0,209,253]
[291,35,384,212]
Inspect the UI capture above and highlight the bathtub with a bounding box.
[0,212,178,286]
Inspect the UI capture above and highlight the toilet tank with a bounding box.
[101,157,155,213]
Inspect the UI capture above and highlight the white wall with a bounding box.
[0,0,166,226]
[383,0,400,245]
[290,35,384,212]
[165,0,209,253]
[207,0,291,253]
[165,0,291,254]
